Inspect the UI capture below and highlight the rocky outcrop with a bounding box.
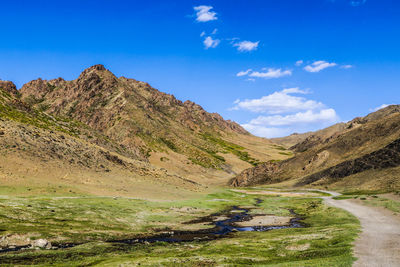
[0,80,18,96]
[230,162,280,187]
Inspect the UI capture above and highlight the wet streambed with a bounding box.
[0,199,304,253]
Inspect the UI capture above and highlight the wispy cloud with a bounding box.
[236,68,291,79]
[233,40,259,52]
[304,60,337,72]
[194,5,217,22]
[203,36,220,49]
[340,64,353,69]
[249,69,292,79]
[295,60,304,66]
[236,69,252,77]
[370,104,393,112]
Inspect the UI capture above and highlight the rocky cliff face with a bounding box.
[231,105,400,190]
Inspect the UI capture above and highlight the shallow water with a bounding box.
[0,200,304,253]
[112,203,304,244]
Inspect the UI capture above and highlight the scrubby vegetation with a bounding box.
[201,133,261,166]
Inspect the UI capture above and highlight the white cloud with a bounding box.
[240,124,293,138]
[304,60,337,72]
[200,31,206,37]
[370,104,393,112]
[232,88,323,114]
[236,68,292,79]
[194,5,217,22]
[295,60,304,66]
[211,28,218,34]
[233,40,259,52]
[233,88,339,138]
[249,68,292,79]
[203,36,220,49]
[246,78,256,82]
[241,109,339,138]
[341,64,353,69]
[246,109,338,127]
[236,69,252,77]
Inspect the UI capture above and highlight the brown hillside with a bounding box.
[1,66,290,197]
[231,105,400,191]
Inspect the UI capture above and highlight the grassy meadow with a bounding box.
[0,188,360,266]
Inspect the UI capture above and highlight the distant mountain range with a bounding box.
[231,105,400,191]
[2,64,397,194]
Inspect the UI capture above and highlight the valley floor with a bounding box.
[0,188,360,266]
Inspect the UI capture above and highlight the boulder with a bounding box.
[31,239,52,249]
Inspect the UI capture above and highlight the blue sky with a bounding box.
[1,0,399,137]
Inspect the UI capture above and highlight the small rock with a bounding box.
[31,239,52,249]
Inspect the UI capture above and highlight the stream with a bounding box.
[0,199,304,253]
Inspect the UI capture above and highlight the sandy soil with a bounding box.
[235,215,292,227]
[323,193,400,267]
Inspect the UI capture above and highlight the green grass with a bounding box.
[0,189,360,266]
[341,189,387,195]
[201,133,261,166]
[0,94,81,137]
[365,197,400,213]
[334,194,400,213]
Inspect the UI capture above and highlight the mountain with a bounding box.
[271,122,347,151]
[231,105,400,191]
[0,65,290,197]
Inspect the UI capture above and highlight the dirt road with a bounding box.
[323,193,400,267]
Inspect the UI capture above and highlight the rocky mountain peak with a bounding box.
[0,80,18,96]
[81,64,107,74]
[77,64,116,84]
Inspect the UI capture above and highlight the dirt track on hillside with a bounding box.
[324,194,400,267]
